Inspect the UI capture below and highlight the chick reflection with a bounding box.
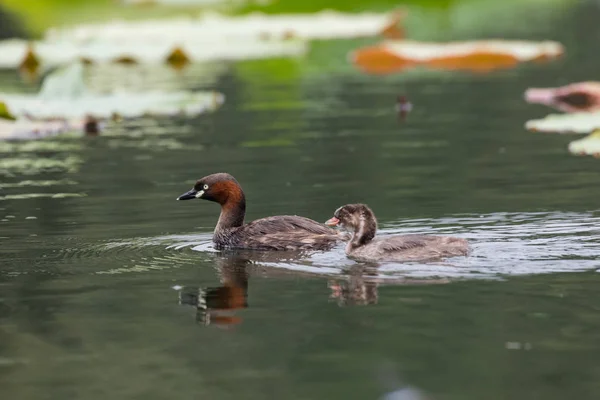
[328,265,379,306]
[328,265,451,307]
[176,255,249,328]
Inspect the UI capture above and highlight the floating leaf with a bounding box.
[0,38,308,68]
[0,11,400,69]
[525,112,600,134]
[525,82,600,113]
[380,9,407,40]
[0,63,224,122]
[45,11,401,43]
[568,131,600,157]
[351,40,564,74]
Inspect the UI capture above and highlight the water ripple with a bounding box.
[208,211,600,280]
[0,193,86,201]
[41,211,600,281]
[0,156,82,176]
[0,179,78,188]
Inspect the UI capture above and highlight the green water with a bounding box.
[2,1,600,399]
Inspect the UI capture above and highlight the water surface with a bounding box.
[2,1,600,399]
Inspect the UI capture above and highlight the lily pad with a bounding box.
[350,39,564,74]
[45,10,404,43]
[0,63,224,122]
[0,10,405,69]
[0,38,308,69]
[525,112,600,134]
[524,82,600,113]
[568,131,600,157]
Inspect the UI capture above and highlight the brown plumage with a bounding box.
[325,204,469,262]
[177,173,346,251]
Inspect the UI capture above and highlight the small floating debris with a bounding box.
[525,82,600,113]
[525,112,600,134]
[164,47,190,70]
[351,39,564,74]
[396,95,412,121]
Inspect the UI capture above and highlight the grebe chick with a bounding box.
[177,173,346,251]
[325,204,469,262]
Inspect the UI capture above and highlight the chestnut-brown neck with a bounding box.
[215,182,246,231]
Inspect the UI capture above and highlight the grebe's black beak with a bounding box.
[177,189,198,200]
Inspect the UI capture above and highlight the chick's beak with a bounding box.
[325,217,340,226]
[177,189,199,200]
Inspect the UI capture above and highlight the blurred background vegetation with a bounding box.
[1,0,574,38]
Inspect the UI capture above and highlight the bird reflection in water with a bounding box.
[328,265,380,306]
[174,252,453,324]
[328,264,451,307]
[173,250,318,327]
[175,254,250,328]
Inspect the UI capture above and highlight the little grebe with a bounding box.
[325,204,469,262]
[177,173,346,251]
